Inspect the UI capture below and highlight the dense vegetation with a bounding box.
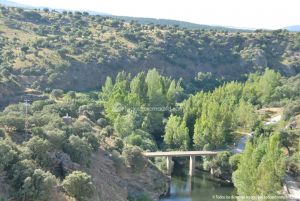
[1,66,299,200]
[0,5,300,108]
[0,4,299,201]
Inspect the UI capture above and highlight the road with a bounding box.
[232,134,251,154]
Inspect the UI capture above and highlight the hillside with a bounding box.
[0,5,300,108]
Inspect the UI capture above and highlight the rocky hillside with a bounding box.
[0,5,300,107]
[0,91,169,201]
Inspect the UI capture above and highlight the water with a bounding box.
[161,163,236,201]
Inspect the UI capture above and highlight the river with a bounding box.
[161,163,236,201]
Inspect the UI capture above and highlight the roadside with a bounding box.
[233,108,300,200]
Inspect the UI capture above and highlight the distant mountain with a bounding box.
[285,25,300,32]
[0,0,34,8]
[113,16,250,32]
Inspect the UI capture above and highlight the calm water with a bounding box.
[161,163,236,201]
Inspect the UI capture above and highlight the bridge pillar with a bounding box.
[166,156,172,175]
[189,156,195,176]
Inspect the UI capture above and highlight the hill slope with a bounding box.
[0,5,300,107]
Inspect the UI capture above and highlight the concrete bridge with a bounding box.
[144,151,220,176]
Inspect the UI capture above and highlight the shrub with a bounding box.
[82,132,99,151]
[0,129,4,138]
[64,135,92,165]
[51,89,64,99]
[46,129,66,149]
[0,140,18,172]
[62,171,95,201]
[114,138,124,152]
[128,192,152,201]
[283,100,300,120]
[25,136,53,167]
[67,91,76,99]
[96,118,107,127]
[122,146,147,173]
[0,114,25,132]
[111,150,124,173]
[21,169,57,201]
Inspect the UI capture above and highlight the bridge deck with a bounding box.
[143,150,220,157]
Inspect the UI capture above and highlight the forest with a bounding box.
[0,4,299,201]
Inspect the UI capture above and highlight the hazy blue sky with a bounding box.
[11,0,300,29]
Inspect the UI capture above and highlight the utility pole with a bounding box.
[24,99,29,135]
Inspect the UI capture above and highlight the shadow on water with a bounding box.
[161,161,236,201]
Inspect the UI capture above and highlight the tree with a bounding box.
[257,69,281,104]
[62,171,95,201]
[232,134,285,199]
[145,69,164,106]
[235,100,257,129]
[114,112,136,138]
[164,115,189,150]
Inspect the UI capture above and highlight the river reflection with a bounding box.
[161,163,236,201]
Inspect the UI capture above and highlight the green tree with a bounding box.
[164,115,189,150]
[257,69,281,104]
[232,134,285,199]
[235,100,257,129]
[62,171,95,201]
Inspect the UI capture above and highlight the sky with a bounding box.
[9,0,300,29]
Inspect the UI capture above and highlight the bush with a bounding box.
[114,138,124,152]
[67,91,76,99]
[0,114,25,132]
[122,146,147,173]
[111,150,124,173]
[21,169,57,201]
[68,121,92,136]
[25,136,53,167]
[283,100,300,120]
[45,129,66,149]
[0,129,4,138]
[62,171,95,201]
[64,135,92,165]
[128,192,152,201]
[0,140,18,172]
[51,89,64,99]
[11,159,36,190]
[82,132,99,151]
[96,118,107,127]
